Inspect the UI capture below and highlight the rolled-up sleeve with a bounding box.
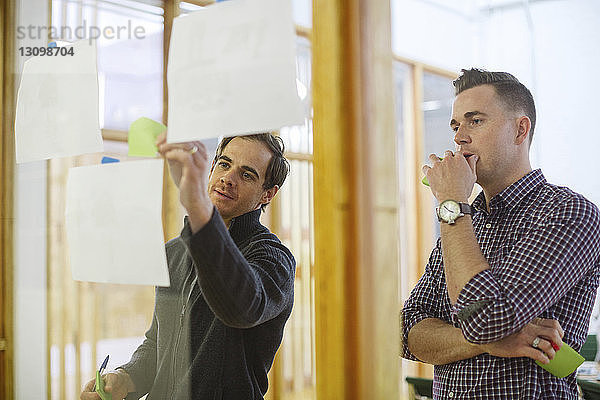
[402,242,446,361]
[452,196,600,344]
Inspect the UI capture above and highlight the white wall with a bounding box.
[391,0,479,72]
[479,0,600,207]
[14,1,49,398]
[392,0,600,207]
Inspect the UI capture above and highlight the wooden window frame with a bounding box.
[392,54,457,383]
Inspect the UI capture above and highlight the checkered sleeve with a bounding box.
[402,241,445,361]
[453,195,600,344]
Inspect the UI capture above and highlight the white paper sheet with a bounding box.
[65,159,169,286]
[167,0,304,143]
[15,40,103,163]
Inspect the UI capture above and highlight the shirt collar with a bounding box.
[183,207,263,243]
[472,191,487,214]
[228,208,263,241]
[471,169,546,213]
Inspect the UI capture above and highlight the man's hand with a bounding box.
[481,318,564,364]
[156,132,183,187]
[80,369,135,400]
[156,132,213,232]
[422,151,478,202]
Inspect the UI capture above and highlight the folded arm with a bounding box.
[449,197,600,343]
[402,236,566,366]
[407,317,563,365]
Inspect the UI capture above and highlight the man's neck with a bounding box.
[481,161,532,211]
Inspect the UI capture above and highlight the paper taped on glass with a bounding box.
[15,40,103,163]
[65,159,170,286]
[167,0,305,143]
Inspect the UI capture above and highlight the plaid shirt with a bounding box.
[402,169,600,399]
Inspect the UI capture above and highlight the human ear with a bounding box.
[260,185,279,205]
[515,116,531,145]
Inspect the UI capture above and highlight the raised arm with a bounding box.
[180,210,295,328]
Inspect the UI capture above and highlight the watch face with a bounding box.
[439,200,461,222]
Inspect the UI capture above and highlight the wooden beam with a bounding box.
[283,152,313,162]
[101,129,128,142]
[295,25,312,40]
[162,0,183,241]
[407,64,436,381]
[181,0,214,6]
[411,65,426,284]
[313,0,399,398]
[0,0,16,398]
[313,0,356,396]
[393,53,458,80]
[355,1,400,398]
[266,158,283,400]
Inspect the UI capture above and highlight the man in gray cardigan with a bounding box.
[81,133,296,400]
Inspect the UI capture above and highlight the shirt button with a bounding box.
[449,391,454,398]
[485,223,492,228]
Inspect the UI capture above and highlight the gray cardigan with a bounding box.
[121,207,295,399]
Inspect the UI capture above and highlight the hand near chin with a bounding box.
[422,150,478,202]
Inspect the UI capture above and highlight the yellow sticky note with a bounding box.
[128,117,166,157]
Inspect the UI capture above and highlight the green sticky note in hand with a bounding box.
[535,342,585,378]
[422,156,443,186]
[95,370,112,400]
[128,117,167,157]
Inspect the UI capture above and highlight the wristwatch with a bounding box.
[436,199,473,224]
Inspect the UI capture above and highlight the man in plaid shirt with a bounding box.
[402,68,600,399]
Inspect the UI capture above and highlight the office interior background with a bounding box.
[1,0,599,399]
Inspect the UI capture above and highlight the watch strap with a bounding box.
[459,202,473,216]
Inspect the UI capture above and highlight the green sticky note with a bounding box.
[535,343,585,378]
[128,117,167,157]
[95,370,112,400]
[422,156,443,187]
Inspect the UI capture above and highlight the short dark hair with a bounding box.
[453,68,537,143]
[213,133,290,211]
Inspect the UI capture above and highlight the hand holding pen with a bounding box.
[93,355,110,391]
[80,355,136,400]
